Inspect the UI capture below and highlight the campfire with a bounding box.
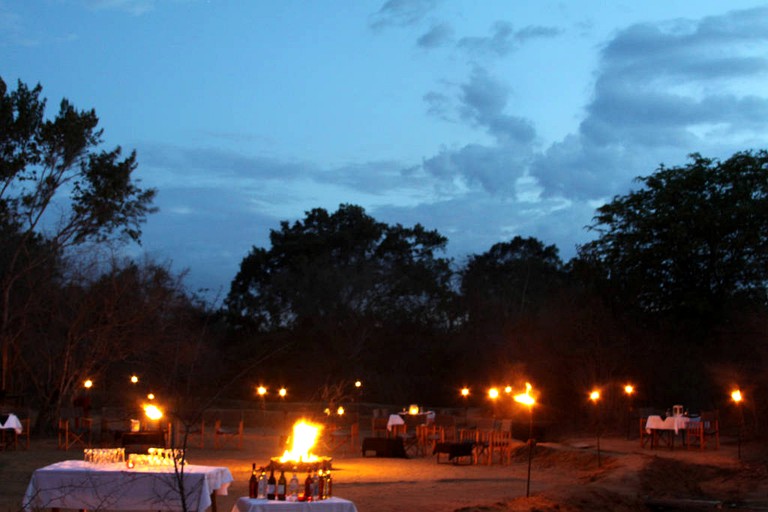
[269,419,332,472]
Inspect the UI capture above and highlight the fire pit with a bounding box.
[269,420,333,473]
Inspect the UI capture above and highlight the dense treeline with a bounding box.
[2,78,767,437]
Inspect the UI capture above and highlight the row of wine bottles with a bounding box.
[248,464,333,502]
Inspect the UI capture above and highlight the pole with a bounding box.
[525,408,534,497]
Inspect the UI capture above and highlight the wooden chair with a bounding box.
[487,430,513,465]
[183,419,205,449]
[390,423,419,457]
[684,413,717,450]
[214,418,243,449]
[459,428,481,464]
[14,417,31,450]
[328,422,359,455]
[371,417,389,438]
[58,417,92,450]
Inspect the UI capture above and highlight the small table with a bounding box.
[644,415,691,449]
[0,413,23,449]
[23,460,233,512]
[232,496,358,512]
[361,437,407,458]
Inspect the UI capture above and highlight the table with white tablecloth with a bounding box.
[0,412,23,450]
[232,497,358,512]
[23,460,233,512]
[644,415,698,449]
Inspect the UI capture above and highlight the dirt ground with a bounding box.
[2,429,767,512]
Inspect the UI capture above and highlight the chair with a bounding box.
[214,418,243,449]
[688,411,719,450]
[58,417,92,450]
[459,428,483,464]
[328,422,359,455]
[184,419,205,449]
[371,417,389,438]
[14,417,31,450]
[487,430,513,465]
[390,423,419,457]
[639,417,653,448]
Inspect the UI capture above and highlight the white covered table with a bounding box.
[232,497,358,512]
[0,413,23,434]
[23,460,233,512]
[644,415,697,449]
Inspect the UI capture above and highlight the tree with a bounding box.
[225,204,456,399]
[581,151,768,322]
[0,77,157,392]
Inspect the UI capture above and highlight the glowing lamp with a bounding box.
[589,390,600,402]
[143,404,163,421]
[731,389,743,403]
[514,382,536,407]
[408,404,420,415]
[130,375,139,384]
[337,406,345,416]
[461,387,469,398]
[279,387,287,398]
[84,379,93,389]
[624,384,634,395]
[355,380,362,388]
[488,388,499,400]
[257,385,267,397]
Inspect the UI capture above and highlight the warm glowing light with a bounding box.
[354,380,362,388]
[279,387,287,398]
[514,382,536,407]
[504,385,512,394]
[624,384,634,395]
[147,393,155,400]
[337,406,345,416]
[83,379,93,389]
[589,390,600,402]
[279,420,323,463]
[461,387,470,398]
[143,404,163,420]
[408,404,420,415]
[257,385,267,397]
[732,389,743,403]
[488,388,499,400]
[130,375,139,384]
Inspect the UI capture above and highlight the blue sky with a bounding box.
[4,0,768,301]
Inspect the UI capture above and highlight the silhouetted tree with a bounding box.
[0,77,157,393]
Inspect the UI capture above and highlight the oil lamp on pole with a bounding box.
[461,387,470,422]
[731,389,743,460]
[590,390,602,468]
[488,387,499,418]
[514,382,536,498]
[624,384,634,440]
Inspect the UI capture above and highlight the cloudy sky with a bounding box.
[4,0,768,301]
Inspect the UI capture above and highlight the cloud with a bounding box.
[417,22,454,49]
[457,21,561,57]
[530,7,768,201]
[459,66,536,145]
[369,0,439,30]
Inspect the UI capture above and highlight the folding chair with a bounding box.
[14,417,31,450]
[58,417,92,450]
[214,418,243,449]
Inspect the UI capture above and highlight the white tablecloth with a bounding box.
[645,415,692,434]
[0,413,23,434]
[23,460,232,512]
[232,497,357,512]
[386,411,435,431]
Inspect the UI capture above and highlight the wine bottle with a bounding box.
[288,471,299,501]
[324,468,332,499]
[277,469,286,501]
[267,467,276,500]
[317,469,325,500]
[248,463,257,498]
[257,467,267,499]
[304,471,313,501]
[312,469,320,500]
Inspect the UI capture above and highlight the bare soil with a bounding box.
[2,430,766,512]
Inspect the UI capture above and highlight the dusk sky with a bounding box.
[4,0,768,301]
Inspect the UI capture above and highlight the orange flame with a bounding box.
[514,382,535,407]
[279,420,323,463]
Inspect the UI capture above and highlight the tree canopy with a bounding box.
[581,151,768,321]
[0,77,157,392]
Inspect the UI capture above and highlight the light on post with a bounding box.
[514,382,537,498]
[731,389,744,460]
[590,390,602,467]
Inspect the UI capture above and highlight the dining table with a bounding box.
[232,496,358,512]
[0,412,23,449]
[23,460,233,512]
[644,415,697,449]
